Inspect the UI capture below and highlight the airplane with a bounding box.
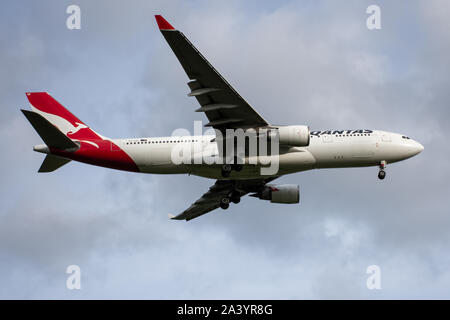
[21,15,424,221]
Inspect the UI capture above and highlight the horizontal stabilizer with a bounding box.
[21,110,79,150]
[38,155,71,173]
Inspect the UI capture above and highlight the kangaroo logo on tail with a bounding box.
[67,122,88,136]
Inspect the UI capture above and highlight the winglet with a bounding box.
[155,15,175,30]
[168,214,176,219]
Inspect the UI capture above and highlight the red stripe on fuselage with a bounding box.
[51,140,139,173]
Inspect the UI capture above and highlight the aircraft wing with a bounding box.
[171,178,276,221]
[155,15,269,130]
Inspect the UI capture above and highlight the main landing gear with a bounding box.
[219,197,230,209]
[219,191,241,210]
[221,162,243,177]
[378,160,387,180]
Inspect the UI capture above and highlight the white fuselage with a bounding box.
[115,130,424,180]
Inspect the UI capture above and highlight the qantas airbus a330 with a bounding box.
[22,15,423,221]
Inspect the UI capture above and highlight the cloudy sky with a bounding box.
[1,0,449,299]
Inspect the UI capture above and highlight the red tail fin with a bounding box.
[26,92,103,141]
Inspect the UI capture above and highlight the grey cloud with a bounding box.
[1,0,449,299]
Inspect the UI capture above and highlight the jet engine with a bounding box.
[253,184,300,204]
[275,125,310,147]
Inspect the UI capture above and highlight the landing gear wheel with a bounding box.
[220,197,230,209]
[221,164,232,177]
[378,160,387,180]
[230,192,241,204]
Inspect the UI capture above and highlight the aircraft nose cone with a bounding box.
[405,140,424,158]
[397,139,424,160]
[412,140,424,155]
[416,141,424,153]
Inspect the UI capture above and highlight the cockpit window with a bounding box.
[402,136,410,139]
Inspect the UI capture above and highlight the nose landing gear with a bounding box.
[378,160,387,180]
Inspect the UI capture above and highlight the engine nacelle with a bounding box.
[276,125,310,147]
[258,184,300,204]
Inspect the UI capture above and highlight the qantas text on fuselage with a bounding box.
[311,129,373,136]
